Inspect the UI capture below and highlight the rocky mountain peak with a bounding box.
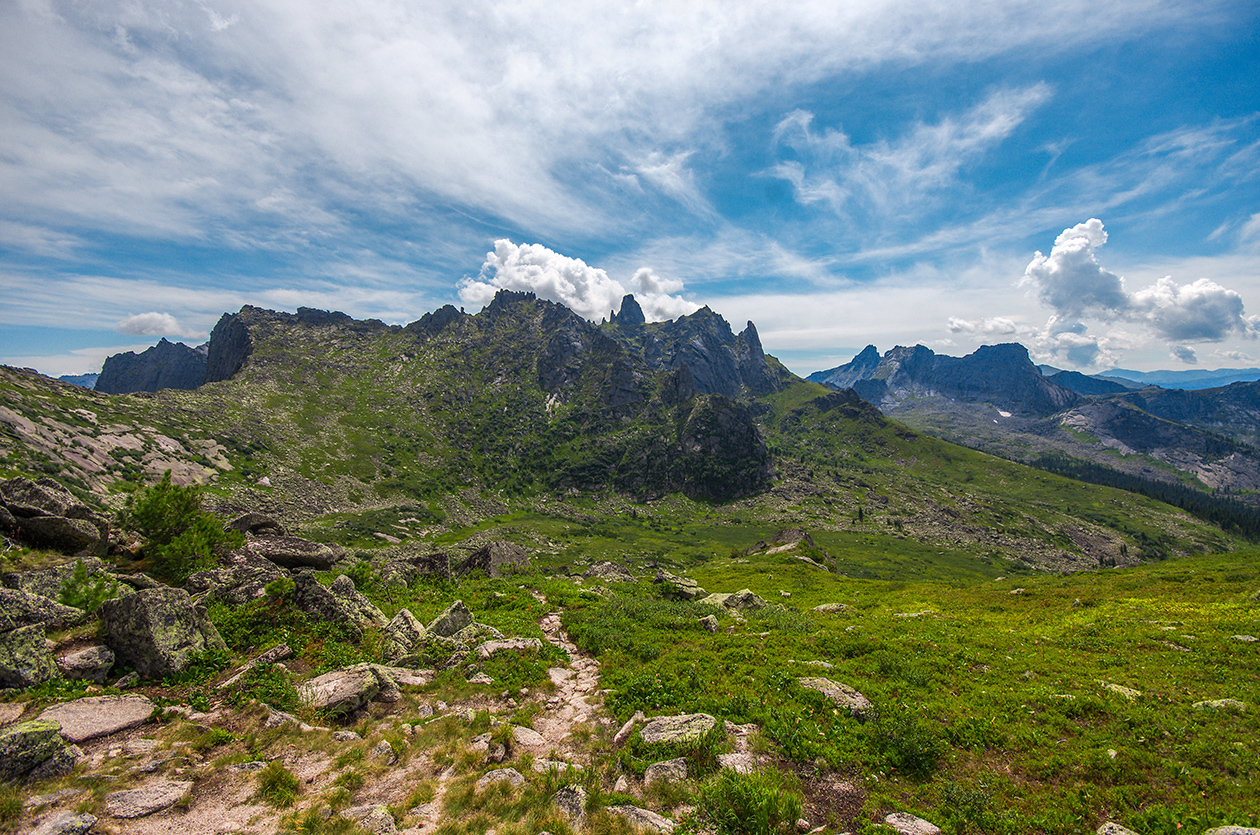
[95,338,207,394]
[610,294,645,327]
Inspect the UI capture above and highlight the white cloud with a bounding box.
[770,84,1052,218]
[1021,218,1128,319]
[457,240,698,323]
[117,311,185,336]
[1130,277,1252,341]
[1169,344,1197,364]
[946,316,1020,336]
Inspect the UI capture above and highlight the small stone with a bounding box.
[796,820,810,833]
[1231,635,1258,642]
[1097,824,1142,835]
[372,739,397,764]
[607,804,675,833]
[332,730,362,741]
[468,672,494,685]
[30,810,98,835]
[512,725,546,747]
[1203,828,1260,835]
[1099,681,1142,700]
[699,615,718,633]
[798,678,872,719]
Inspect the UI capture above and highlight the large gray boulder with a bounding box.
[426,600,473,638]
[0,623,59,688]
[225,513,286,536]
[0,478,109,554]
[104,779,194,818]
[585,562,635,583]
[383,609,427,661]
[98,587,226,678]
[0,588,88,631]
[18,516,104,554]
[457,541,530,577]
[298,664,406,716]
[2,557,118,601]
[186,554,286,605]
[292,573,388,639]
[0,719,75,781]
[246,535,341,570]
[639,713,717,745]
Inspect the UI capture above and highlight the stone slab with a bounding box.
[39,695,155,742]
[105,780,192,818]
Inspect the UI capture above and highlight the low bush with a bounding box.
[690,768,804,835]
[256,760,301,807]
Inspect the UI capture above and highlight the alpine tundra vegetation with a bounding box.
[0,296,1256,835]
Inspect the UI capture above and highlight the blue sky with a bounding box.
[2,0,1259,377]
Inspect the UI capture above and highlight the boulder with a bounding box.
[426,600,474,638]
[476,767,526,790]
[225,513,286,536]
[1193,698,1246,712]
[187,556,286,606]
[0,719,74,781]
[1203,828,1260,835]
[653,569,705,601]
[98,587,227,679]
[813,603,851,614]
[0,478,92,520]
[1097,825,1141,835]
[19,517,105,554]
[798,678,872,719]
[383,609,427,661]
[724,589,769,611]
[245,535,341,570]
[29,810,98,835]
[457,541,530,577]
[0,588,88,631]
[553,784,587,827]
[644,757,688,785]
[512,725,546,747]
[292,572,388,639]
[56,645,116,683]
[39,695,156,742]
[298,665,380,716]
[585,562,635,583]
[0,623,59,688]
[639,713,717,745]
[884,812,941,835]
[345,805,397,835]
[607,805,676,833]
[378,552,451,586]
[2,557,115,600]
[699,615,718,633]
[104,780,193,818]
[718,752,756,773]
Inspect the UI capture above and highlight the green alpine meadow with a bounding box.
[0,295,1256,835]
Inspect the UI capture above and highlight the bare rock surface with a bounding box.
[639,713,717,744]
[39,694,156,742]
[884,812,942,835]
[28,810,98,835]
[607,804,676,833]
[104,780,193,818]
[476,767,525,790]
[55,645,115,682]
[644,757,688,785]
[798,677,872,718]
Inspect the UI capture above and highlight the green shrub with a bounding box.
[121,471,244,584]
[228,663,299,712]
[692,768,803,835]
[0,785,22,825]
[871,706,945,778]
[58,559,120,614]
[256,760,301,807]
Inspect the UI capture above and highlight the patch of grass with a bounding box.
[256,760,301,807]
[687,768,804,835]
[227,663,300,712]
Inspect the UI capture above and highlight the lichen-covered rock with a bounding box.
[0,478,93,520]
[653,569,705,600]
[0,588,87,631]
[1193,698,1246,712]
[18,516,104,554]
[383,609,427,661]
[298,665,380,715]
[426,600,474,638]
[639,713,717,745]
[476,767,525,790]
[0,623,59,688]
[98,587,227,679]
[553,784,587,826]
[644,757,688,785]
[452,622,504,645]
[476,638,541,659]
[225,513,287,536]
[607,804,676,833]
[585,562,635,583]
[29,810,98,835]
[884,812,941,835]
[457,541,530,577]
[292,572,388,639]
[0,719,72,781]
[186,556,286,606]
[3,557,117,601]
[798,677,872,719]
[724,589,769,611]
[56,645,115,683]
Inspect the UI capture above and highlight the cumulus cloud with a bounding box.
[1021,218,1128,319]
[1131,277,1251,341]
[117,311,185,336]
[458,240,699,323]
[946,316,1019,336]
[1169,345,1198,364]
[1021,219,1260,367]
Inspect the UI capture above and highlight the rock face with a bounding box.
[98,587,227,678]
[457,541,530,577]
[96,338,207,394]
[0,623,59,688]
